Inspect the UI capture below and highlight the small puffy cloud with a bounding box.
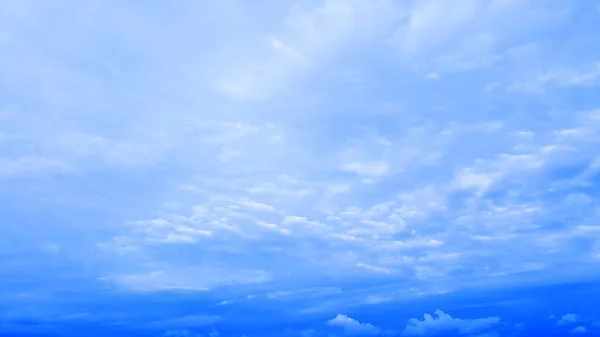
[571,326,587,334]
[328,314,381,335]
[454,168,498,193]
[558,314,579,326]
[403,310,500,336]
[426,72,440,79]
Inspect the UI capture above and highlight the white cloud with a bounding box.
[395,0,556,74]
[454,168,498,193]
[541,65,600,87]
[402,310,500,336]
[327,183,352,195]
[341,161,389,177]
[214,0,404,100]
[328,314,381,335]
[571,326,587,334]
[271,37,310,68]
[377,239,444,251]
[425,72,440,79]
[148,315,220,329]
[558,314,579,326]
[234,199,279,213]
[130,218,213,244]
[356,263,391,274]
[2,0,600,328]
[218,149,239,162]
[0,156,73,176]
[92,106,600,292]
[103,268,270,292]
[400,0,482,55]
[164,330,193,337]
[511,63,600,93]
[395,186,447,218]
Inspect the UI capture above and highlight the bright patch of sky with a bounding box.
[1,0,600,336]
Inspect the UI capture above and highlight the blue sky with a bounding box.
[1,0,600,336]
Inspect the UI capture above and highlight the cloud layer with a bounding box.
[1,0,600,335]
